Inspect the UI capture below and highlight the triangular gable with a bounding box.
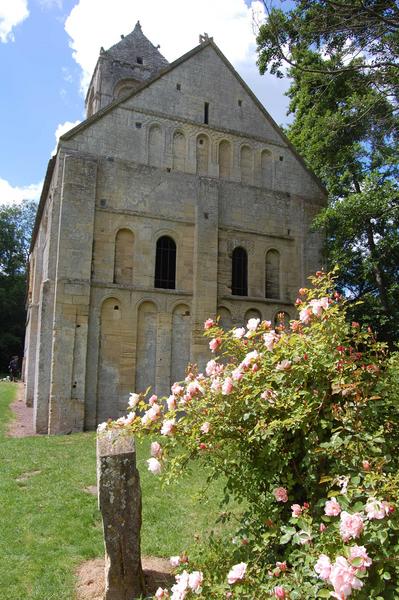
[61,40,326,196]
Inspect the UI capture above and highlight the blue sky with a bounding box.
[0,0,290,204]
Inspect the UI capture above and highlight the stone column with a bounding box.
[97,431,145,600]
[48,155,97,434]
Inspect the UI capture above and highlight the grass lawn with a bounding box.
[0,383,231,600]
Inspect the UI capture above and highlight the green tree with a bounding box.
[256,2,399,344]
[0,200,37,372]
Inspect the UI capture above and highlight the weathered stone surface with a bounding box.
[97,432,145,600]
[23,24,327,434]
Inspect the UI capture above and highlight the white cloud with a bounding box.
[0,178,42,205]
[64,0,290,123]
[0,0,29,43]
[52,120,81,155]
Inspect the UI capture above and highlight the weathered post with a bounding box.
[97,430,145,599]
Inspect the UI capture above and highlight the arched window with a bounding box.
[155,236,176,289]
[219,140,232,179]
[265,249,280,299]
[148,124,163,167]
[240,145,253,184]
[172,131,186,171]
[261,149,273,189]
[196,134,209,175]
[232,247,248,296]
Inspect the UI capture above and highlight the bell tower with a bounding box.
[85,21,169,118]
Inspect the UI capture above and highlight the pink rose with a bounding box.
[151,441,162,458]
[155,587,169,599]
[274,586,287,599]
[276,561,287,572]
[329,556,363,599]
[273,487,288,503]
[263,331,279,351]
[161,418,176,436]
[340,511,364,542]
[246,317,260,331]
[204,318,215,330]
[167,395,177,411]
[299,307,312,324]
[227,562,247,584]
[222,377,234,395]
[261,389,277,403]
[349,545,372,570]
[324,497,341,516]
[365,498,388,520]
[200,422,210,434]
[128,393,140,409]
[232,367,243,381]
[149,394,158,405]
[233,327,246,339]
[291,503,302,517]
[362,460,370,471]
[210,378,222,392]
[171,382,184,396]
[187,380,203,397]
[171,570,189,599]
[275,359,291,371]
[147,457,161,475]
[141,404,161,425]
[241,350,259,369]
[188,571,203,592]
[209,337,222,352]
[319,523,326,532]
[314,554,331,580]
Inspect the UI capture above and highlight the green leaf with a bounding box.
[318,589,332,598]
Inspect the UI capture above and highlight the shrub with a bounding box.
[100,272,399,598]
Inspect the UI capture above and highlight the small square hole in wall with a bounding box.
[279,155,284,161]
[176,83,181,91]
[135,122,142,129]
[136,56,143,64]
[100,199,107,207]
[199,139,204,145]
[238,99,242,107]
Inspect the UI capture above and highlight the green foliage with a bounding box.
[256,0,399,96]
[113,272,399,598]
[0,383,231,600]
[256,1,399,345]
[0,200,36,370]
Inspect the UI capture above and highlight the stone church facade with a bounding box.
[23,23,326,434]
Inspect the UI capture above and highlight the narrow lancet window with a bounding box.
[155,236,176,289]
[204,102,209,124]
[232,247,248,296]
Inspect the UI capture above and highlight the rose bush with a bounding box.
[99,272,399,598]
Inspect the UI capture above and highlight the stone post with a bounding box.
[97,431,145,600]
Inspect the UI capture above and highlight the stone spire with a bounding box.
[85,22,169,117]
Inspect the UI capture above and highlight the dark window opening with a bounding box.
[238,99,242,107]
[114,305,119,310]
[279,155,284,161]
[232,247,248,296]
[176,83,181,91]
[136,56,143,64]
[204,102,209,124]
[135,122,142,129]
[155,236,176,289]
